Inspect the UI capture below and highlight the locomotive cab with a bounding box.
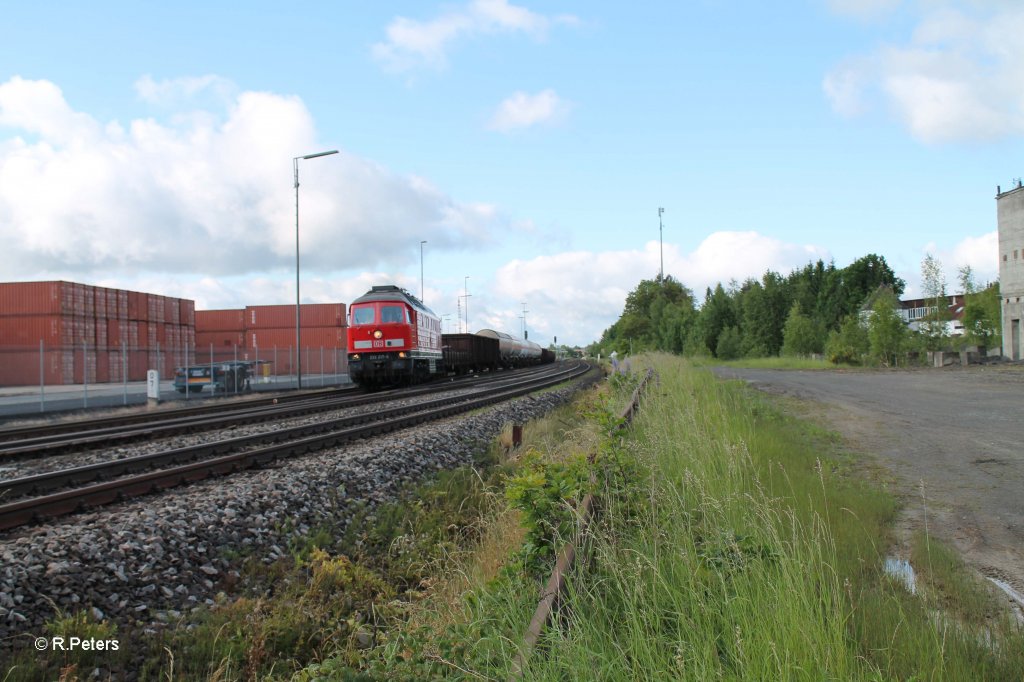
[346,285,442,388]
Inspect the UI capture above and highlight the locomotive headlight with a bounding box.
[398,351,407,358]
[373,329,383,339]
[351,354,360,360]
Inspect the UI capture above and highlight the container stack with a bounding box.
[194,303,347,376]
[0,281,196,386]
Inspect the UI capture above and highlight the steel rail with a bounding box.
[0,363,596,531]
[0,386,357,444]
[0,364,586,500]
[0,365,556,458]
[511,368,655,679]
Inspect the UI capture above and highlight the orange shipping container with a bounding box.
[247,326,345,351]
[245,303,346,330]
[180,299,195,327]
[196,309,245,332]
[0,281,78,316]
[0,315,91,348]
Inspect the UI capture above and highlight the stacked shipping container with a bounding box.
[0,281,195,386]
[194,303,347,376]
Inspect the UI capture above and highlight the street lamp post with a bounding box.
[420,240,427,302]
[294,149,338,390]
[658,207,665,282]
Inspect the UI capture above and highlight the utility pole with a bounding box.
[658,207,665,282]
[420,240,427,303]
[521,301,529,339]
[464,276,470,333]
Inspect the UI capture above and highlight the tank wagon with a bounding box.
[475,329,542,368]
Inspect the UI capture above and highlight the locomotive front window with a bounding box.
[381,305,405,323]
[352,306,375,325]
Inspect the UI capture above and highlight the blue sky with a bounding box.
[2,1,1021,346]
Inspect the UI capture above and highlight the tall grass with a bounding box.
[515,354,1024,680]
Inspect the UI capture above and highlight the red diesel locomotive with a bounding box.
[346,285,443,387]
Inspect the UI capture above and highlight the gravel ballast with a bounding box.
[0,381,589,649]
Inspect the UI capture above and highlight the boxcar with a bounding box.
[441,333,499,374]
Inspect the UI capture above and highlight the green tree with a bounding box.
[825,314,870,365]
[962,281,1001,348]
[920,254,949,351]
[781,303,822,356]
[695,284,736,356]
[715,326,742,360]
[737,272,790,356]
[868,291,906,367]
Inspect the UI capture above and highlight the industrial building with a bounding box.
[997,182,1024,360]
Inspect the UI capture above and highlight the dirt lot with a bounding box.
[712,364,1024,608]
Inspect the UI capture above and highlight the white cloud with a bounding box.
[0,76,498,280]
[489,232,829,345]
[488,89,570,132]
[823,4,1024,142]
[896,232,998,298]
[372,0,578,72]
[134,74,236,107]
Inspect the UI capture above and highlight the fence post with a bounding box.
[39,340,45,413]
[233,343,238,393]
[320,346,324,387]
[274,346,278,385]
[122,341,128,406]
[83,340,88,409]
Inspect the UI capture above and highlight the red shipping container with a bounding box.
[83,284,95,317]
[107,319,122,348]
[196,331,245,349]
[180,299,195,327]
[107,350,120,381]
[196,309,245,332]
[96,319,108,348]
[127,321,139,350]
[153,322,166,346]
[0,281,79,316]
[128,350,147,381]
[95,351,110,383]
[245,303,346,330]
[93,287,107,319]
[116,291,128,320]
[247,326,344,351]
[106,289,117,319]
[0,349,74,386]
[0,316,77,347]
[126,291,143,320]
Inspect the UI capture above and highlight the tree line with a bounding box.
[590,253,1001,365]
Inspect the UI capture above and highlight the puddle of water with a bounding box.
[884,556,917,594]
[987,577,1024,622]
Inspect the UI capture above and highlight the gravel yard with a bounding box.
[713,364,1024,612]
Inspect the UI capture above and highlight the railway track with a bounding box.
[0,361,595,531]
[0,366,552,459]
[0,385,358,445]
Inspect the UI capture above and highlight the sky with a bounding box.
[2,0,1022,347]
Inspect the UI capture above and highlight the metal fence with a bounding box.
[0,342,349,413]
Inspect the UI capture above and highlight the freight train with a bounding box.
[345,284,553,388]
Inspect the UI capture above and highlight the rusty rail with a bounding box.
[511,367,654,679]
